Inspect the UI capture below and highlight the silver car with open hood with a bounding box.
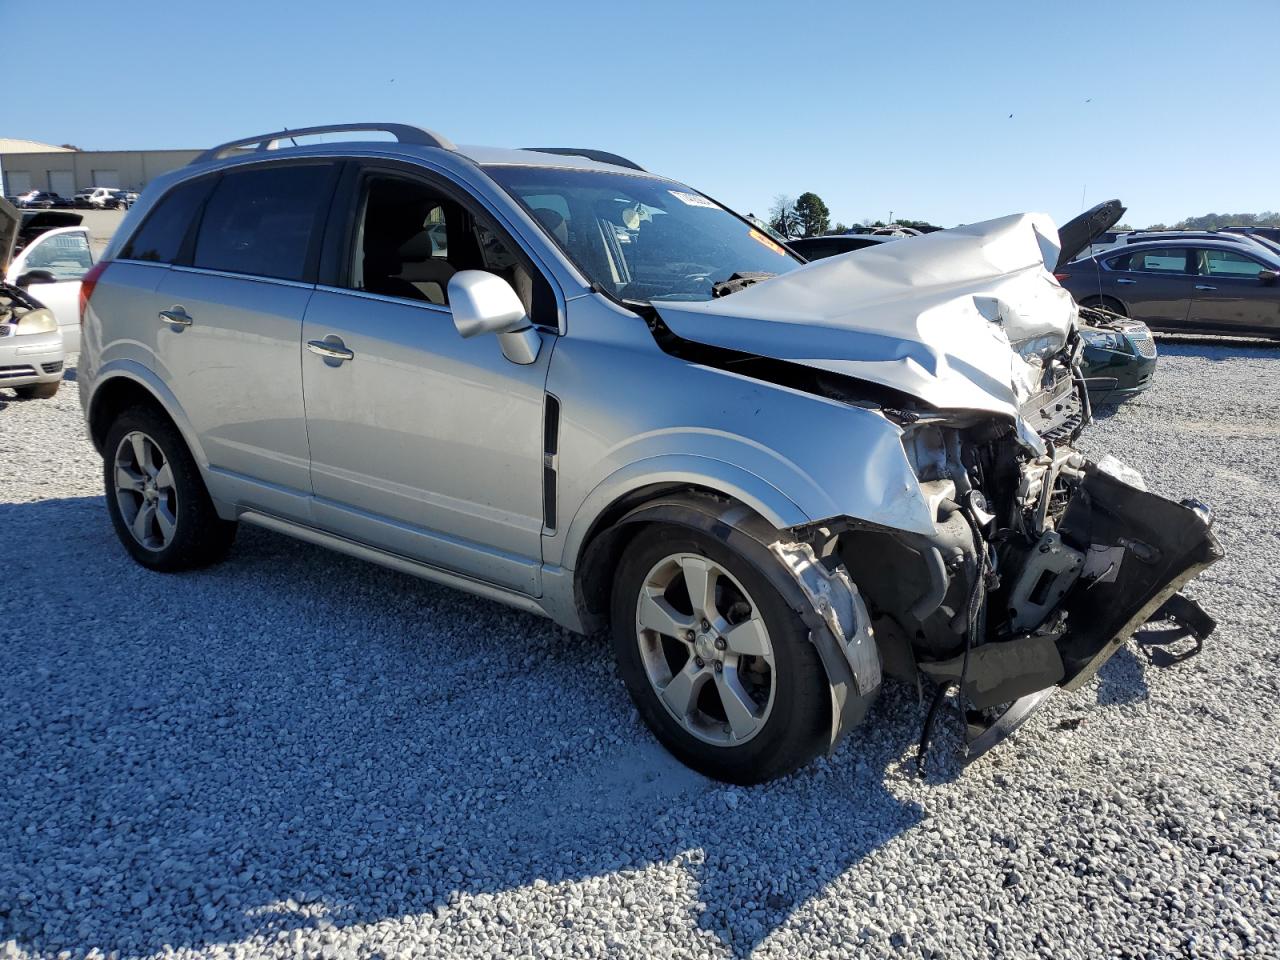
[78,123,1221,783]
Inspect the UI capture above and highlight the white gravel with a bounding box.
[1,343,1278,959]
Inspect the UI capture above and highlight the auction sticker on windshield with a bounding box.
[668,190,720,209]
[748,229,787,256]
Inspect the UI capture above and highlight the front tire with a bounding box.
[610,523,830,784]
[103,406,237,571]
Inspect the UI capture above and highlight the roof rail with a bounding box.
[193,123,456,164]
[522,147,645,172]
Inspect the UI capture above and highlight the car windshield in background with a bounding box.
[485,165,803,302]
[24,232,93,280]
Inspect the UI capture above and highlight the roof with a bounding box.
[0,138,74,154]
[190,124,653,176]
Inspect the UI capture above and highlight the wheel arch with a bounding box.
[87,366,205,467]
[572,486,882,752]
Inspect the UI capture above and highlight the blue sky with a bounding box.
[9,0,1278,228]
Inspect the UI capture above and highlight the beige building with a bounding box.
[1,139,200,197]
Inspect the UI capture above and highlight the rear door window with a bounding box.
[1113,248,1191,274]
[120,176,214,263]
[193,163,336,282]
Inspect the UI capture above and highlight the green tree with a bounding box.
[794,192,830,237]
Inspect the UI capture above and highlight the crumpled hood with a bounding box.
[654,212,1078,420]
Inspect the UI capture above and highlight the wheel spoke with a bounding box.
[129,433,154,477]
[716,665,762,741]
[115,465,146,493]
[132,501,155,544]
[679,556,719,622]
[154,462,174,491]
[155,502,177,544]
[660,659,706,719]
[722,615,772,659]
[638,588,694,639]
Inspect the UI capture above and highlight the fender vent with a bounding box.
[543,394,561,531]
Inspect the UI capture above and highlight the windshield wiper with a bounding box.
[711,271,775,299]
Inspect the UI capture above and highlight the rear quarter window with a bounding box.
[192,163,335,282]
[120,176,214,263]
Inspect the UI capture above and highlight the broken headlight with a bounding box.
[1079,327,1127,352]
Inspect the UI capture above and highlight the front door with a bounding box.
[1187,246,1280,335]
[1105,246,1196,330]
[301,166,556,595]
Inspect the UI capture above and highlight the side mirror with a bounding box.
[446,270,541,364]
[16,269,57,287]
[1258,268,1279,283]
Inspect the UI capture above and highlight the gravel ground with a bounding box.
[1,342,1278,959]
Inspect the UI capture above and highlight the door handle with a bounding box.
[1116,278,1137,285]
[307,338,354,362]
[158,307,193,327]
[1194,284,1217,291]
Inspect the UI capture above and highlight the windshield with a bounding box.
[485,165,802,302]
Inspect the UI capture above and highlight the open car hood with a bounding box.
[0,196,19,274]
[1054,199,1125,271]
[653,212,1078,421]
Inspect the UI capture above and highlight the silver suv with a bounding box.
[80,123,1221,783]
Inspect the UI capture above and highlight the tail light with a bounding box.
[1053,272,1071,282]
[79,260,109,325]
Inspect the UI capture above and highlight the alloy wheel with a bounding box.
[113,431,178,551]
[634,553,776,745]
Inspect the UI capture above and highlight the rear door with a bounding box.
[1104,247,1196,330]
[151,160,339,519]
[4,226,93,352]
[1187,246,1280,335]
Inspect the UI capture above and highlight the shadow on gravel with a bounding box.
[1095,645,1150,706]
[0,496,924,959]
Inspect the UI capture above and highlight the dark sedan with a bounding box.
[1058,239,1280,338]
[787,234,897,259]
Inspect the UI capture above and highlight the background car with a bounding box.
[787,234,898,259]
[73,187,98,208]
[5,223,94,353]
[0,197,65,398]
[1058,239,1280,338]
[1076,309,1158,404]
[84,187,126,209]
[15,190,74,209]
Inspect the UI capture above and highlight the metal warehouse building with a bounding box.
[0,138,199,197]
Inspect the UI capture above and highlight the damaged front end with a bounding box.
[645,209,1222,763]
[803,410,1222,764]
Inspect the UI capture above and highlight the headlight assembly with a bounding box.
[14,310,58,336]
[1080,327,1127,352]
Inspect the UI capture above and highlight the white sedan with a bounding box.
[5,224,94,354]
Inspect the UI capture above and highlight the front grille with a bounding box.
[1130,335,1157,359]
[0,364,37,379]
[41,361,63,374]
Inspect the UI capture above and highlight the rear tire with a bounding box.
[1080,295,1128,317]
[610,523,830,784]
[103,405,237,571]
[14,382,59,399]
